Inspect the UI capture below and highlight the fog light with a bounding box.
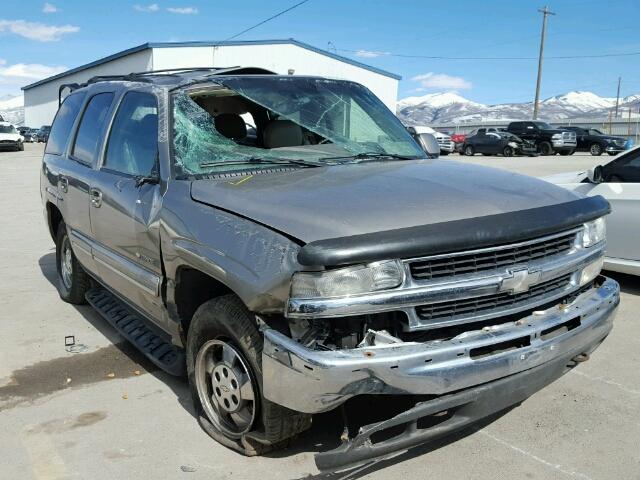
[580,257,604,286]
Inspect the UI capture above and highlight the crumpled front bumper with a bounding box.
[262,277,618,415]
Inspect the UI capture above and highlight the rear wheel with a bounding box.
[55,222,90,304]
[464,145,475,156]
[187,295,311,455]
[538,142,553,156]
[590,143,603,156]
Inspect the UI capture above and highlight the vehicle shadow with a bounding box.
[36,251,545,478]
[37,252,194,416]
[279,407,515,480]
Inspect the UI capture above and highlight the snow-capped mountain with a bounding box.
[397,90,640,126]
[0,95,24,126]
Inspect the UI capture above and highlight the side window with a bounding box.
[45,93,86,155]
[72,92,114,164]
[104,92,158,176]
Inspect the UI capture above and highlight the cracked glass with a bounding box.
[171,76,424,176]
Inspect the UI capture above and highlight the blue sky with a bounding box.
[1,0,640,104]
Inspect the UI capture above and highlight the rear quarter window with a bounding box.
[45,93,86,155]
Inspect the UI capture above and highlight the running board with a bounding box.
[86,288,186,376]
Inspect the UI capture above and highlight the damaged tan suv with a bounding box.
[41,67,618,471]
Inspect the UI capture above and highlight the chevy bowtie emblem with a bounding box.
[500,268,542,294]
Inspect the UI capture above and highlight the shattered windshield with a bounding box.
[171,76,424,176]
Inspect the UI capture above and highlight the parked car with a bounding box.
[41,68,618,471]
[450,132,466,152]
[406,125,454,155]
[35,125,51,143]
[463,130,537,157]
[507,121,576,155]
[558,126,627,156]
[0,122,24,151]
[18,127,36,143]
[544,145,640,275]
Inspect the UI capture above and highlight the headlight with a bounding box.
[508,141,518,148]
[580,256,604,286]
[552,133,562,140]
[290,260,404,298]
[582,217,606,248]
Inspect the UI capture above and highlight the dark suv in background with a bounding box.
[507,121,577,155]
[558,126,627,156]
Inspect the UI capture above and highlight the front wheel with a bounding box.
[463,145,475,156]
[502,146,514,157]
[55,222,90,304]
[187,295,311,456]
[538,142,553,156]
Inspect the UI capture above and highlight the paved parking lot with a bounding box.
[1,144,639,480]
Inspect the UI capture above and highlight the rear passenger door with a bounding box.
[89,91,164,323]
[54,91,114,275]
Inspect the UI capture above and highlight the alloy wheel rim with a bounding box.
[195,339,257,437]
[60,238,73,289]
[591,144,601,155]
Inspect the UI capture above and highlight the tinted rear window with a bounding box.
[45,93,86,155]
[72,92,114,164]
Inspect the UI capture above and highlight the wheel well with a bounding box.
[47,202,63,241]
[174,267,233,334]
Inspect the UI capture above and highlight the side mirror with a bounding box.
[587,165,603,183]
[416,133,440,158]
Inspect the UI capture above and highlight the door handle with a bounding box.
[59,176,68,193]
[90,188,102,208]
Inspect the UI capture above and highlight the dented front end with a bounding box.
[263,276,618,414]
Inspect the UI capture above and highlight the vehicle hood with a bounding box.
[191,160,582,244]
[541,170,588,185]
[0,133,21,141]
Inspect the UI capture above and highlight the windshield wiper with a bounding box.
[319,152,423,162]
[199,157,322,168]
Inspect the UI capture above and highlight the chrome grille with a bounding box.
[415,273,572,323]
[409,230,577,281]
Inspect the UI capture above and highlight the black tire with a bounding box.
[440,151,449,156]
[55,222,90,304]
[187,295,312,456]
[590,143,603,156]
[607,151,618,156]
[16,141,24,151]
[464,145,475,156]
[559,149,574,156]
[502,146,514,157]
[538,142,553,156]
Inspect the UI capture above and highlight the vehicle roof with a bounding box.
[63,68,367,95]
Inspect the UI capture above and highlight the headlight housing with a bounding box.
[290,260,404,298]
[579,256,604,286]
[508,141,519,148]
[552,133,562,140]
[582,217,606,248]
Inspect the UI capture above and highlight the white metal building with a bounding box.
[22,39,400,127]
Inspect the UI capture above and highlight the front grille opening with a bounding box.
[369,410,455,445]
[415,274,572,323]
[470,335,531,359]
[409,231,576,281]
[541,316,581,340]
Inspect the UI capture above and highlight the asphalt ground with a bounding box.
[1,144,638,479]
